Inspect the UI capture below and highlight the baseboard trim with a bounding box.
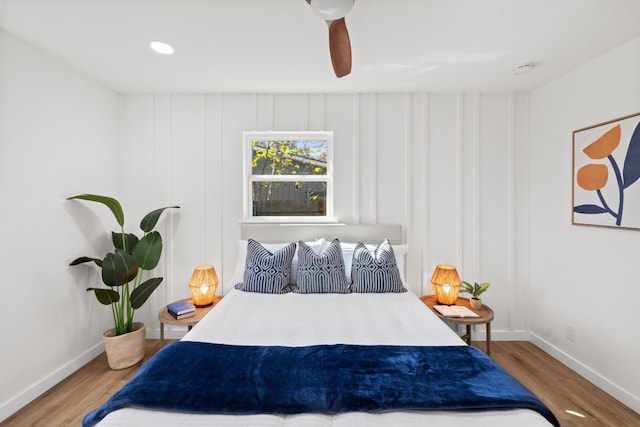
[0,342,104,423]
[529,333,640,413]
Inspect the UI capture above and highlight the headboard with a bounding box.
[240,223,404,244]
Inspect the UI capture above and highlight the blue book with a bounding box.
[167,300,196,316]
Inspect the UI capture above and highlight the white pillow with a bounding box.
[323,240,408,286]
[225,238,326,294]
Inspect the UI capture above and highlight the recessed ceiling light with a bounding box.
[513,63,535,76]
[150,41,174,55]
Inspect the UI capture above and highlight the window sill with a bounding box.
[240,218,340,225]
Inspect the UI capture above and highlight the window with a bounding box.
[243,131,334,222]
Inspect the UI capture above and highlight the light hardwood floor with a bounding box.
[2,340,639,426]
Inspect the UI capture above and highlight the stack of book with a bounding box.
[167,300,196,320]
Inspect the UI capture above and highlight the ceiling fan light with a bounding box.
[311,0,354,21]
[150,41,174,55]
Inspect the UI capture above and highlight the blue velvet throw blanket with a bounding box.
[84,342,559,426]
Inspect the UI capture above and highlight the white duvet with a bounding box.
[98,290,553,426]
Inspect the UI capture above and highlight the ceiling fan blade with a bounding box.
[328,17,351,77]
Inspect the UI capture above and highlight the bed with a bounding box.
[84,224,559,427]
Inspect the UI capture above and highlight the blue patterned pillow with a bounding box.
[350,239,406,293]
[234,239,296,294]
[295,239,349,294]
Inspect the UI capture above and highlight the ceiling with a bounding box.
[1,0,640,94]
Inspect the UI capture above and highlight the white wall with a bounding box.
[119,92,531,345]
[6,24,638,422]
[0,31,120,420]
[529,36,640,411]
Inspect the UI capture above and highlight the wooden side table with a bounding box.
[420,295,495,355]
[158,296,223,346]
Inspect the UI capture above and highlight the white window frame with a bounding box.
[243,131,335,223]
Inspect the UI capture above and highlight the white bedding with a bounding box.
[98,290,554,426]
[184,290,462,347]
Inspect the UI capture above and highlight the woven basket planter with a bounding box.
[102,322,146,370]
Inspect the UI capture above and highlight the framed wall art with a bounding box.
[572,112,640,229]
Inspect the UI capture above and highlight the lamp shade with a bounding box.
[311,0,354,20]
[431,264,461,305]
[189,265,219,307]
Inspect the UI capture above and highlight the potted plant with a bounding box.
[68,194,179,369]
[462,281,490,310]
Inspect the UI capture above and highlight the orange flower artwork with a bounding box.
[573,113,640,228]
[576,164,608,191]
[582,125,620,159]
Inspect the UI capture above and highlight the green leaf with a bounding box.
[69,256,102,267]
[477,282,491,294]
[101,249,138,287]
[67,194,125,227]
[133,231,162,270]
[130,277,163,309]
[461,281,490,297]
[462,281,473,293]
[112,232,139,252]
[87,287,120,305]
[139,206,179,233]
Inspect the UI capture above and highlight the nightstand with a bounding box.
[158,296,223,346]
[420,295,495,355]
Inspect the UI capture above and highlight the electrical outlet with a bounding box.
[565,324,576,342]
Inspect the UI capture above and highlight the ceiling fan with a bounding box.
[306,0,354,78]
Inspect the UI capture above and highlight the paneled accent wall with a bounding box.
[120,92,529,339]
